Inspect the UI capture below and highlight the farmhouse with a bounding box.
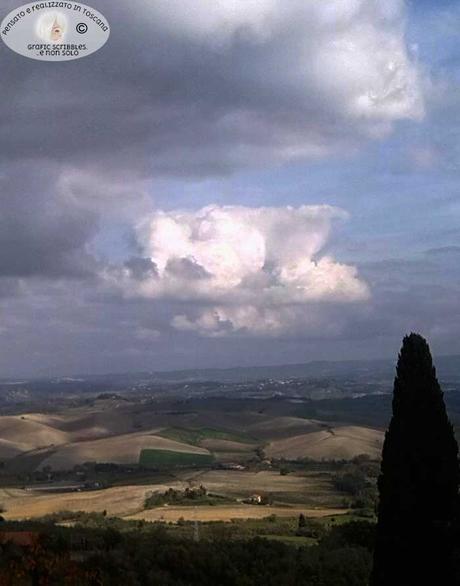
[248,494,262,504]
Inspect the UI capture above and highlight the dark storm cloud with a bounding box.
[0,162,98,278]
[0,0,422,175]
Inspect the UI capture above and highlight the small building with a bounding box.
[221,463,246,471]
[248,494,262,504]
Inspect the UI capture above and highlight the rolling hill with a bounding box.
[264,425,384,460]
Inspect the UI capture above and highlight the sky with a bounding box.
[0,0,460,376]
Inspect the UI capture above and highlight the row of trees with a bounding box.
[0,520,376,585]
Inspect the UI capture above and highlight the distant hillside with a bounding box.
[1,354,459,394]
[100,354,460,383]
[104,354,460,384]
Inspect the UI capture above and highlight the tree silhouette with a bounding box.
[371,333,459,585]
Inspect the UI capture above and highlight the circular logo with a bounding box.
[1,2,110,61]
[36,12,67,43]
[76,22,87,34]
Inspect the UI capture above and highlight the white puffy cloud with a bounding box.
[112,205,369,336]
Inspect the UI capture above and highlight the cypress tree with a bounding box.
[371,333,459,585]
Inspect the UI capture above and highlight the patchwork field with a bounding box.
[41,434,212,471]
[127,505,348,523]
[0,393,386,523]
[0,481,346,523]
[179,469,338,503]
[0,399,384,473]
[0,466,345,521]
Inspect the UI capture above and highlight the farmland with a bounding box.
[0,465,349,521]
[0,365,457,527]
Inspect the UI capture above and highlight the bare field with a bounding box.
[265,425,384,460]
[0,416,69,455]
[0,482,185,520]
[180,469,314,495]
[248,417,326,440]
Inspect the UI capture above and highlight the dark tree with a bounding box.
[371,333,459,585]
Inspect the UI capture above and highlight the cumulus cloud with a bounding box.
[112,205,369,336]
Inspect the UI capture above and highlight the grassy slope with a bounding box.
[157,426,257,445]
[139,449,214,468]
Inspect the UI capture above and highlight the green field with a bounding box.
[157,426,256,446]
[139,449,215,468]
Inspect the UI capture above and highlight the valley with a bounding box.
[0,360,458,526]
